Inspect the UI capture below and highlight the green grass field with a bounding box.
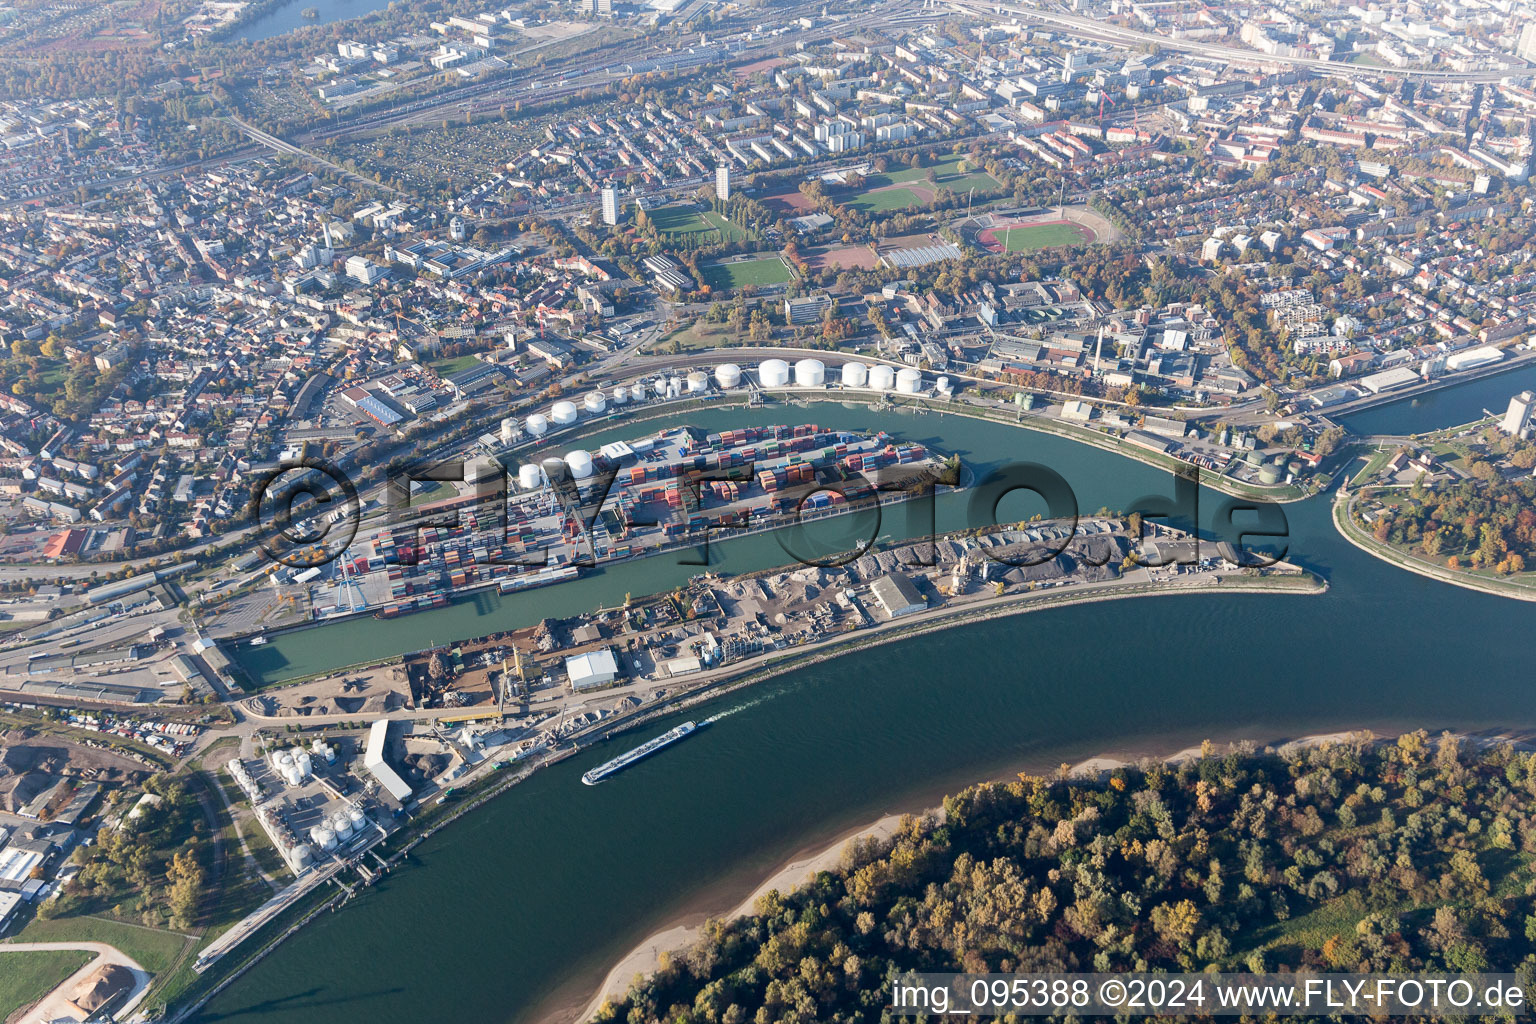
[872,154,997,190]
[0,949,93,1020]
[840,155,1000,213]
[429,354,483,376]
[700,256,793,291]
[12,916,192,975]
[844,186,924,213]
[649,206,753,244]
[991,221,1095,251]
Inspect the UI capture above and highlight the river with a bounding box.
[233,0,394,42]
[198,404,1536,1024]
[1339,361,1536,436]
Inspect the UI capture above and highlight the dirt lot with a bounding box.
[760,188,816,216]
[803,244,881,271]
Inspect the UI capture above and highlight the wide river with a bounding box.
[200,402,1536,1024]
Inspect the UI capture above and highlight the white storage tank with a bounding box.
[841,361,869,388]
[651,377,667,399]
[667,375,682,398]
[936,375,952,395]
[896,367,923,394]
[311,826,337,851]
[686,371,709,394]
[758,359,791,388]
[565,450,594,480]
[517,462,546,491]
[331,811,354,839]
[715,363,742,389]
[525,413,549,437]
[348,806,367,830]
[294,844,314,869]
[499,417,519,444]
[584,391,607,414]
[610,386,629,404]
[794,358,826,387]
[541,457,569,483]
[550,400,579,426]
[869,364,896,391]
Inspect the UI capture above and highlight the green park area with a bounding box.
[11,916,192,977]
[700,256,793,291]
[841,155,999,213]
[647,206,753,244]
[0,948,94,1020]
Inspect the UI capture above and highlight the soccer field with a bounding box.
[844,187,924,213]
[982,220,1097,252]
[701,257,793,290]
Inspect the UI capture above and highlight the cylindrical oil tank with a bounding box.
[584,391,607,414]
[517,462,546,491]
[651,377,667,399]
[348,806,367,829]
[331,812,353,839]
[540,457,568,484]
[550,400,578,426]
[294,844,314,868]
[686,371,709,394]
[869,364,896,391]
[667,375,682,397]
[565,450,594,480]
[840,361,868,388]
[715,363,742,388]
[525,413,548,436]
[936,375,951,393]
[610,386,629,404]
[896,367,923,394]
[316,827,337,851]
[758,359,790,387]
[794,358,826,387]
[499,417,518,443]
[1258,463,1283,485]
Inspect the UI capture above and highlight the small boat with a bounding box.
[248,635,268,647]
[301,6,318,16]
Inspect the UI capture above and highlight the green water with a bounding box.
[200,406,1536,1024]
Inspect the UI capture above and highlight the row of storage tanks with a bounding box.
[495,361,934,489]
[754,359,926,394]
[307,803,371,852]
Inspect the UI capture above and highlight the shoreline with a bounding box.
[1332,489,1536,603]
[565,729,1385,1022]
[569,724,1528,1024]
[179,571,1326,1022]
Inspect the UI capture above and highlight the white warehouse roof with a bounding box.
[365,720,413,802]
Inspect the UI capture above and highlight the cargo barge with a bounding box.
[582,721,697,785]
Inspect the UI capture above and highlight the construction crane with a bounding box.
[1098,92,1117,129]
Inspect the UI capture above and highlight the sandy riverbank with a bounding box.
[572,726,1386,1023]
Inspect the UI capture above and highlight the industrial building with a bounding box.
[365,720,413,803]
[870,573,925,619]
[1502,391,1535,439]
[566,648,620,691]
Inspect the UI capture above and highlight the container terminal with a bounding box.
[302,423,951,623]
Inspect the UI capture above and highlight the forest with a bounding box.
[1363,474,1536,576]
[595,734,1536,1024]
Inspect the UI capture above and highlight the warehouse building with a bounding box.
[870,573,925,619]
